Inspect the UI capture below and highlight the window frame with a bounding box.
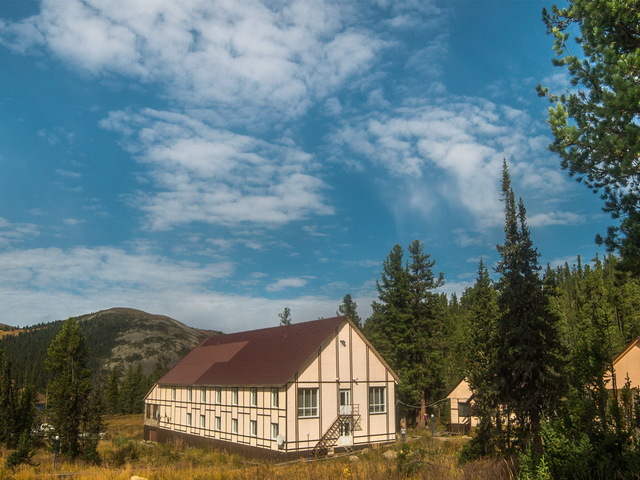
[232,387,239,405]
[231,418,238,434]
[369,386,386,414]
[215,387,221,404]
[250,387,258,407]
[186,412,192,426]
[200,387,206,403]
[271,388,279,408]
[250,420,257,437]
[271,422,279,440]
[214,416,221,431]
[200,414,206,428]
[297,388,319,418]
[187,387,193,402]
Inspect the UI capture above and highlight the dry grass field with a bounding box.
[0,416,516,479]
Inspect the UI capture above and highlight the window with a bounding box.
[215,387,221,404]
[369,387,386,414]
[250,420,257,437]
[200,414,206,428]
[298,388,319,417]
[459,401,470,418]
[271,388,279,408]
[250,387,257,406]
[186,413,192,426]
[171,387,176,400]
[201,387,206,403]
[214,416,221,431]
[232,418,238,434]
[232,387,239,405]
[271,423,279,440]
[187,387,192,402]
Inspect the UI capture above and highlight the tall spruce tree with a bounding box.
[365,242,445,424]
[407,240,446,424]
[337,294,362,328]
[45,318,101,461]
[365,244,411,378]
[495,161,565,455]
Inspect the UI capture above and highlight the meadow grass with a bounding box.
[0,417,516,479]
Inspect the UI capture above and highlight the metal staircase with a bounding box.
[312,404,361,457]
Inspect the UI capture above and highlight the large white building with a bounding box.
[144,316,399,456]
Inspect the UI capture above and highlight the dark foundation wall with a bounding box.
[144,426,303,460]
[143,426,385,460]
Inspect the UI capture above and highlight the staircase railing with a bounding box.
[312,404,361,457]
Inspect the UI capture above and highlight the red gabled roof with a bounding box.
[157,316,347,387]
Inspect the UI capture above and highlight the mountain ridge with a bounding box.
[0,307,221,390]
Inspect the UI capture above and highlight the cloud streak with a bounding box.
[101,108,334,230]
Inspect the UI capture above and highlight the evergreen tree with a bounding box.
[337,294,362,328]
[494,161,565,455]
[365,242,445,423]
[406,240,446,424]
[5,430,34,469]
[14,381,36,446]
[0,351,16,447]
[120,364,146,414]
[105,366,121,415]
[365,244,411,384]
[278,307,292,326]
[463,259,501,457]
[538,0,640,274]
[45,318,101,461]
[542,256,640,478]
[150,355,170,383]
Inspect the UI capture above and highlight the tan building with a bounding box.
[611,337,640,391]
[446,379,478,433]
[144,316,399,456]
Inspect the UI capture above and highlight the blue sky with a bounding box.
[0,0,607,332]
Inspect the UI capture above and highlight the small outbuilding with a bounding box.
[611,337,640,392]
[144,315,399,456]
[446,379,478,434]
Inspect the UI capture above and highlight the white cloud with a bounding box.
[2,0,385,122]
[101,108,333,230]
[0,245,349,331]
[333,97,575,230]
[528,211,585,228]
[0,218,39,246]
[266,276,312,292]
[0,246,233,292]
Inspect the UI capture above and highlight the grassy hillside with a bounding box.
[0,307,220,390]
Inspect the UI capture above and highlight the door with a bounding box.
[338,389,353,446]
[339,389,351,415]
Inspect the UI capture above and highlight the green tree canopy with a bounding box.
[365,241,445,424]
[538,0,640,274]
[278,307,292,326]
[45,318,101,461]
[337,294,362,328]
[494,161,565,456]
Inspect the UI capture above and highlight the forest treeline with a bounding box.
[357,163,640,478]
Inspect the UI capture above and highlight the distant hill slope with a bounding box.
[0,307,221,390]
